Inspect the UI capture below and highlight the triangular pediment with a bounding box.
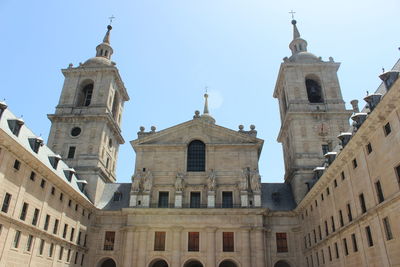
[130,118,263,150]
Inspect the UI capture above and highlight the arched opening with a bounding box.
[149,259,168,267]
[183,260,203,267]
[187,140,205,172]
[99,258,116,267]
[274,260,291,267]
[305,78,323,103]
[219,260,238,267]
[77,83,94,107]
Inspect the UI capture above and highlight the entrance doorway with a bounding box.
[99,258,116,267]
[150,260,169,267]
[274,260,291,267]
[183,260,204,267]
[219,260,238,267]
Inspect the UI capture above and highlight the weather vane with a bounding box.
[109,15,116,25]
[289,10,296,20]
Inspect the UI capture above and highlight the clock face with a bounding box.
[315,123,329,136]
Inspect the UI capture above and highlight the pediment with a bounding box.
[130,119,263,149]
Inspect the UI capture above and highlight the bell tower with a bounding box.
[47,25,129,203]
[273,20,352,204]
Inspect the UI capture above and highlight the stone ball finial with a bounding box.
[139,126,145,132]
[195,110,200,116]
[68,63,73,68]
[238,125,244,130]
[291,19,297,25]
[151,126,156,132]
[107,25,112,30]
[250,124,256,130]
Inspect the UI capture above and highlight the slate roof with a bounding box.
[261,183,296,211]
[96,183,131,210]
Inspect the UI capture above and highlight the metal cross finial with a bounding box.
[205,86,208,93]
[289,10,296,20]
[109,15,116,25]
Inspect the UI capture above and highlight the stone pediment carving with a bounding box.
[130,119,263,149]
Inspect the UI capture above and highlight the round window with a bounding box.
[71,127,82,137]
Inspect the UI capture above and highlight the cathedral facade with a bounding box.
[0,20,399,267]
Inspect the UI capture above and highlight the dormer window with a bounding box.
[113,191,122,201]
[48,155,61,170]
[305,78,324,103]
[7,118,24,137]
[187,140,205,172]
[28,137,44,153]
[63,169,75,182]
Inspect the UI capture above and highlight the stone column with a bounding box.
[254,227,265,267]
[171,227,183,267]
[206,227,217,267]
[122,227,135,267]
[240,227,251,267]
[136,227,149,267]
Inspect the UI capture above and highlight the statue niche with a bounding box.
[305,78,323,103]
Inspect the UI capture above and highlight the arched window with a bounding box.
[77,83,94,107]
[187,140,205,172]
[305,79,323,103]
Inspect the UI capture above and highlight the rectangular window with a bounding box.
[39,239,45,255]
[375,180,384,203]
[67,146,76,159]
[222,191,233,208]
[75,204,78,211]
[68,200,72,207]
[331,216,335,232]
[25,235,33,253]
[49,243,54,257]
[40,179,46,188]
[59,193,63,201]
[384,122,392,136]
[104,231,116,251]
[304,236,307,248]
[70,228,75,242]
[347,203,353,222]
[395,165,400,185]
[313,229,317,243]
[44,215,50,231]
[341,171,345,180]
[62,224,68,239]
[318,225,322,240]
[351,233,358,252]
[276,232,288,253]
[32,208,40,226]
[13,230,21,248]
[84,234,87,247]
[334,242,339,258]
[158,192,169,208]
[190,192,201,208]
[343,238,349,256]
[29,171,36,181]
[321,249,325,264]
[13,159,21,170]
[67,249,71,262]
[321,193,324,201]
[315,199,318,207]
[1,193,12,213]
[366,143,373,154]
[322,144,329,155]
[308,233,311,247]
[352,158,358,168]
[77,231,82,245]
[383,217,393,240]
[326,187,330,195]
[359,193,367,213]
[81,253,85,266]
[328,245,332,261]
[154,231,166,251]
[20,202,28,221]
[188,232,199,251]
[59,246,64,260]
[53,219,59,234]
[316,251,320,266]
[74,252,79,264]
[325,220,329,236]
[339,210,344,227]
[334,179,338,187]
[51,187,55,195]
[223,232,235,252]
[365,226,373,247]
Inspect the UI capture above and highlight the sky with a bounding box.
[0,0,399,183]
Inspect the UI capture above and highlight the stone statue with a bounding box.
[131,169,143,192]
[175,172,185,191]
[142,170,153,192]
[207,169,216,191]
[239,168,249,191]
[250,168,262,192]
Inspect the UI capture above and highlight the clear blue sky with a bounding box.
[1,0,398,183]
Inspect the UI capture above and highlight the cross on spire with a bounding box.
[108,15,115,25]
[205,86,208,93]
[289,10,296,20]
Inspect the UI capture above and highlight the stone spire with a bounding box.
[95,25,114,60]
[200,92,215,124]
[289,20,308,55]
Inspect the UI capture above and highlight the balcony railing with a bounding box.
[135,203,256,209]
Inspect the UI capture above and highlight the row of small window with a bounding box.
[10,228,85,265]
[1,193,87,245]
[305,216,393,254]
[305,222,393,267]
[10,161,91,218]
[156,191,234,208]
[303,163,400,220]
